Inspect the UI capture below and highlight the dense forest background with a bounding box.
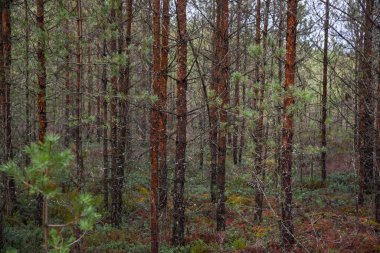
[0,0,380,252]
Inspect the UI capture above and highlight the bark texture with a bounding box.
[150,0,161,251]
[172,0,187,245]
[279,0,297,249]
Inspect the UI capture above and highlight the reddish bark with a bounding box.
[172,0,187,245]
[279,0,298,249]
[36,0,47,237]
[150,0,161,251]
[158,0,170,212]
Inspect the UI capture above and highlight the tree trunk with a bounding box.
[279,0,297,249]
[3,0,16,209]
[358,0,374,204]
[254,0,270,223]
[321,0,329,182]
[232,0,242,165]
[101,0,109,211]
[209,0,220,204]
[64,9,72,148]
[216,0,229,232]
[275,0,284,189]
[24,0,31,165]
[87,45,93,139]
[36,0,48,247]
[0,1,4,250]
[75,0,84,187]
[158,0,170,212]
[150,0,161,251]
[375,43,380,223]
[109,0,121,227]
[172,0,187,245]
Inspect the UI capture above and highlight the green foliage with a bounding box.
[1,134,73,197]
[248,44,262,57]
[4,225,43,252]
[231,71,243,83]
[189,239,209,253]
[1,135,100,252]
[231,237,247,250]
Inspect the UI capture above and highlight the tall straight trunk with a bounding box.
[358,0,374,204]
[0,2,4,250]
[321,0,329,182]
[172,0,187,245]
[254,0,270,223]
[116,0,133,222]
[3,0,15,208]
[280,0,297,249]
[87,45,93,139]
[376,43,380,223]
[158,0,170,212]
[232,0,242,165]
[238,4,249,165]
[275,0,284,188]
[96,45,101,143]
[150,0,161,251]
[209,1,220,204]
[36,0,48,249]
[109,0,120,227]
[216,0,229,232]
[25,0,31,164]
[75,0,84,187]
[101,0,109,211]
[64,14,71,148]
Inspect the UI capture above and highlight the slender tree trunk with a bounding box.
[3,0,15,209]
[209,1,220,204]
[172,0,187,244]
[109,0,120,227]
[158,0,170,212]
[151,0,161,251]
[101,0,109,211]
[0,2,4,250]
[321,0,329,182]
[358,0,374,204]
[279,0,297,249]
[376,42,380,223]
[275,0,284,190]
[36,0,48,249]
[232,0,242,165]
[254,0,270,223]
[96,44,102,143]
[64,12,72,148]
[25,0,31,165]
[75,0,84,187]
[238,5,249,165]
[216,0,229,232]
[87,45,93,139]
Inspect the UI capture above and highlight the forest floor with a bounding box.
[81,153,380,252]
[4,152,380,252]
